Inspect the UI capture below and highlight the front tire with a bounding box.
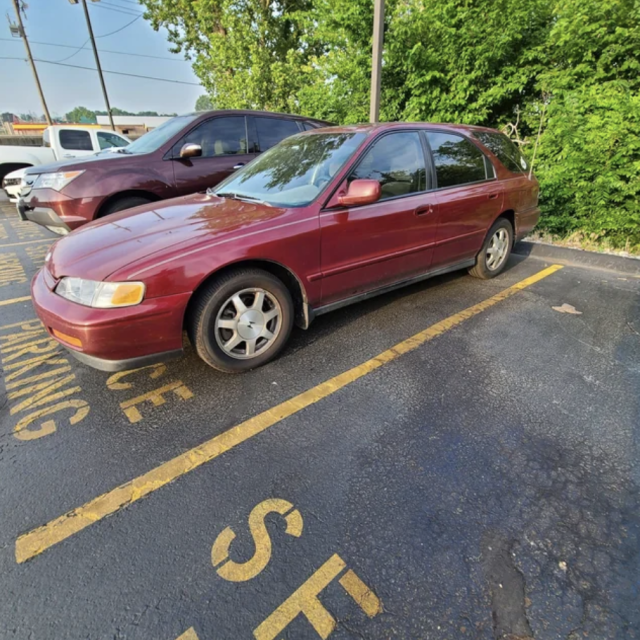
[468,217,513,279]
[188,268,294,373]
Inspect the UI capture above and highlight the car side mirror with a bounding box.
[180,143,202,159]
[338,179,381,207]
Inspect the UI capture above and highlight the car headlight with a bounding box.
[33,171,84,192]
[55,277,145,308]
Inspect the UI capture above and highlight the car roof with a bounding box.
[298,122,501,136]
[184,109,330,125]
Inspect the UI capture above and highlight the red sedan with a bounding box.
[32,122,539,373]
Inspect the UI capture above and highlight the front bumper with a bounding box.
[18,199,71,234]
[18,189,101,232]
[31,267,191,371]
[65,345,183,373]
[3,180,21,202]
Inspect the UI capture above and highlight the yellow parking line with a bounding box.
[0,238,52,248]
[14,264,563,563]
[0,296,31,307]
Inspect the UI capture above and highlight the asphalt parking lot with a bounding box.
[1,193,639,640]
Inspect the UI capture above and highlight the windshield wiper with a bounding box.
[212,190,270,206]
[213,190,239,199]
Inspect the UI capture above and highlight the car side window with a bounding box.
[302,122,318,131]
[349,132,427,200]
[254,117,300,152]
[473,131,528,173]
[179,117,248,157]
[426,132,488,188]
[97,131,129,150]
[59,129,93,151]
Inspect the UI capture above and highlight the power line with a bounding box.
[0,56,200,86]
[90,3,143,17]
[101,0,143,13]
[48,38,91,63]
[94,14,141,37]
[0,37,186,61]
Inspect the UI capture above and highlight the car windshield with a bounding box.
[214,131,367,207]
[124,114,199,154]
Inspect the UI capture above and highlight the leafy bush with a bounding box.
[535,85,640,245]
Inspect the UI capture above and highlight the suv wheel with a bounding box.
[188,268,294,373]
[100,196,152,217]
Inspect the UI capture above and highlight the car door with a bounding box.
[426,131,504,267]
[57,129,98,160]
[170,116,256,196]
[319,130,438,306]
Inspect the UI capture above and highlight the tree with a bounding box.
[195,95,213,111]
[140,0,316,112]
[65,106,97,123]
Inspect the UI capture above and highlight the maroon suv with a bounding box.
[17,110,328,234]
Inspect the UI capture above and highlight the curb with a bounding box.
[513,241,640,276]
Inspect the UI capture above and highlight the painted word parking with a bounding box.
[0,318,90,440]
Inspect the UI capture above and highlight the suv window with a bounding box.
[427,132,488,188]
[473,131,528,173]
[59,129,93,151]
[97,131,129,150]
[254,117,300,152]
[178,116,247,157]
[349,132,427,200]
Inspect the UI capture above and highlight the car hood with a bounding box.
[24,150,139,175]
[47,192,287,282]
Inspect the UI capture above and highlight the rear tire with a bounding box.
[188,268,294,373]
[99,196,152,217]
[468,217,513,279]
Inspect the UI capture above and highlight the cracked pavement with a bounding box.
[0,193,639,639]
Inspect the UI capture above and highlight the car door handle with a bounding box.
[414,204,434,216]
[233,163,245,170]
[63,154,74,158]
[488,193,499,200]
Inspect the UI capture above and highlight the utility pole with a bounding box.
[11,0,52,125]
[369,0,385,123]
[71,0,115,130]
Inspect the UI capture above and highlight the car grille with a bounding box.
[3,177,21,187]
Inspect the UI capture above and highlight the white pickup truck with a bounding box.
[0,125,130,184]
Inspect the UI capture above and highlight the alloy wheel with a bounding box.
[486,228,510,271]
[214,288,282,359]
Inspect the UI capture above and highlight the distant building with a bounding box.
[96,115,171,136]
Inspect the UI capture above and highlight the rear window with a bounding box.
[254,117,300,152]
[59,129,92,151]
[474,131,528,173]
[426,132,488,188]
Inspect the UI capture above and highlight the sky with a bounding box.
[0,0,203,118]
